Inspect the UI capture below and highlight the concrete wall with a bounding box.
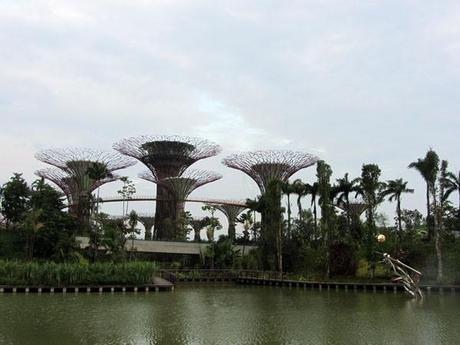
[76,237,256,255]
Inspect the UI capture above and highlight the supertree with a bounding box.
[114,135,221,238]
[190,218,207,242]
[35,148,136,233]
[206,201,247,241]
[137,213,155,240]
[222,150,319,271]
[139,169,222,239]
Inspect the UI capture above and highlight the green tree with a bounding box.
[380,179,414,241]
[281,181,295,237]
[117,177,136,218]
[441,169,460,217]
[127,210,140,260]
[332,173,360,232]
[316,161,335,277]
[305,182,319,236]
[292,179,307,222]
[409,149,440,239]
[359,164,382,278]
[0,173,31,228]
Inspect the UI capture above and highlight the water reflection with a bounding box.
[0,287,459,345]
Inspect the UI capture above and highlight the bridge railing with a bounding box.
[159,269,285,282]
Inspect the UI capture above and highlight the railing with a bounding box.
[158,269,285,282]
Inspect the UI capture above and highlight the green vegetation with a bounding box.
[1,147,459,286]
[0,260,157,286]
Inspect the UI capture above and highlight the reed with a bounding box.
[0,260,158,286]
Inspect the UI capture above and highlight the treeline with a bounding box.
[241,149,460,283]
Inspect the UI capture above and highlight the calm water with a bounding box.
[0,286,459,345]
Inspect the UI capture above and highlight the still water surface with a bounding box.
[0,286,459,345]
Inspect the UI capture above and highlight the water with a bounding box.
[0,286,459,345]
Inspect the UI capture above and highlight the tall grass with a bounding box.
[0,261,158,286]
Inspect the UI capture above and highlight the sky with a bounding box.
[1,1,459,236]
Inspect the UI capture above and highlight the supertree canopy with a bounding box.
[35,148,136,179]
[336,201,368,217]
[35,148,136,233]
[115,135,221,239]
[222,150,319,193]
[206,202,247,241]
[113,135,221,178]
[139,169,222,240]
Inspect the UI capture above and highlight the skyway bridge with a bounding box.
[94,196,248,208]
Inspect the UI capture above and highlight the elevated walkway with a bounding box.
[76,237,257,255]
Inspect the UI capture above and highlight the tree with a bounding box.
[127,210,140,260]
[316,161,335,277]
[332,173,360,232]
[359,164,382,278]
[237,210,254,243]
[0,173,31,228]
[380,179,414,242]
[20,209,44,259]
[409,150,440,239]
[305,182,319,236]
[281,181,295,237]
[117,177,136,219]
[292,179,307,222]
[441,169,460,217]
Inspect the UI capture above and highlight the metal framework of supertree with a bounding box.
[222,150,319,271]
[35,168,118,208]
[206,202,247,241]
[222,150,319,193]
[35,148,136,232]
[335,201,368,217]
[35,148,136,177]
[137,214,155,240]
[139,169,222,239]
[190,218,207,242]
[113,135,221,178]
[113,135,221,239]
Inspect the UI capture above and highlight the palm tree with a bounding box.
[441,169,460,216]
[380,179,414,240]
[410,149,441,281]
[305,182,319,235]
[408,152,439,238]
[292,179,307,222]
[281,181,295,237]
[332,173,360,230]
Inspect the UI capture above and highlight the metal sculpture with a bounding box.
[113,135,221,239]
[380,252,423,299]
[139,168,222,239]
[222,150,319,193]
[206,202,247,241]
[35,148,136,232]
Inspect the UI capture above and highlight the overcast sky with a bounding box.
[1,1,459,235]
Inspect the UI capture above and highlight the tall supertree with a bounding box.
[222,150,319,271]
[35,148,136,233]
[139,169,222,239]
[206,201,247,241]
[113,135,221,238]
